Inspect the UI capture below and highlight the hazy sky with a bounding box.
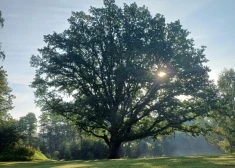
[0,0,235,119]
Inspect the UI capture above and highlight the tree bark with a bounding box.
[108,140,122,159]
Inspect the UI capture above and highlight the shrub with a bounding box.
[14,145,35,157]
[53,151,60,159]
[0,144,35,161]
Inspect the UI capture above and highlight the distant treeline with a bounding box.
[0,111,222,160]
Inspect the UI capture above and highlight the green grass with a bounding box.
[32,150,48,161]
[0,154,235,168]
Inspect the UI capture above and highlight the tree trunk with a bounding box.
[108,141,122,159]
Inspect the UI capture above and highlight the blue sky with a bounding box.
[0,0,234,119]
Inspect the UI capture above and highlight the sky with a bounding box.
[0,0,235,119]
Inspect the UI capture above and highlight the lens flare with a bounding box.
[158,71,166,77]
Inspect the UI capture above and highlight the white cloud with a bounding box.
[8,74,33,86]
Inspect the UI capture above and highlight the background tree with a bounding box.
[18,112,37,147]
[0,11,37,161]
[0,113,20,154]
[0,11,13,115]
[0,113,36,161]
[0,12,25,160]
[215,68,235,152]
[0,11,4,27]
[0,68,14,115]
[0,11,5,60]
[38,111,109,160]
[39,111,76,159]
[31,0,217,159]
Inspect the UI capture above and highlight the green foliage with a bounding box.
[0,68,14,114]
[78,139,109,160]
[38,111,110,160]
[18,112,37,147]
[31,0,216,158]
[0,145,35,161]
[0,10,5,60]
[53,151,60,160]
[13,145,35,158]
[36,112,220,160]
[38,111,78,158]
[0,114,21,154]
[0,113,36,161]
[214,68,235,152]
[0,10,14,115]
[121,138,163,158]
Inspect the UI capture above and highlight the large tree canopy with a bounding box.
[31,0,216,158]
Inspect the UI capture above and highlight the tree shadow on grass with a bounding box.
[0,154,235,168]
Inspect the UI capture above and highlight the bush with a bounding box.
[0,119,21,154]
[0,144,35,161]
[58,144,72,160]
[67,139,109,160]
[70,142,80,160]
[53,151,60,160]
[80,139,109,160]
[14,145,35,157]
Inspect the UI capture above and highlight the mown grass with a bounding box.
[0,154,235,168]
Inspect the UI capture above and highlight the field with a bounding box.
[0,154,235,168]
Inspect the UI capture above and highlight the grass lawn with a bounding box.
[0,154,235,168]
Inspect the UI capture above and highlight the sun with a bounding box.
[158,71,166,77]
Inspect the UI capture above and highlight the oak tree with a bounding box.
[31,0,216,158]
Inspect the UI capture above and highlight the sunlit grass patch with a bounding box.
[32,150,48,161]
